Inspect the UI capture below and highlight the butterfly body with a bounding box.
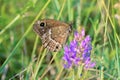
[33,19,72,52]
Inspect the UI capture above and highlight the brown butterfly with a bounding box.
[33,19,72,52]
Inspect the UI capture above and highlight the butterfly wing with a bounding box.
[33,20,48,37]
[46,20,71,52]
[33,19,71,52]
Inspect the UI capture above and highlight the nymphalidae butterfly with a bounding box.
[33,19,72,52]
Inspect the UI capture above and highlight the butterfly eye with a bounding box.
[40,22,45,27]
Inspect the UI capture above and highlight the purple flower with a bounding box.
[62,41,80,68]
[74,29,85,42]
[84,57,96,69]
[62,28,95,69]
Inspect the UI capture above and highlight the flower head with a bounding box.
[62,28,95,69]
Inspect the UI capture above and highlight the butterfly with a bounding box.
[33,19,72,52]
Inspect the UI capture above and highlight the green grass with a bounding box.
[0,0,120,80]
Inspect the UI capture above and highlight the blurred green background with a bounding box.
[0,0,120,80]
